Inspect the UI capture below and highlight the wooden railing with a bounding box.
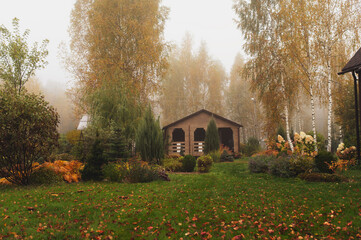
[194,141,204,153]
[170,142,185,154]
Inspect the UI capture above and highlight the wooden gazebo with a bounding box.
[163,109,243,156]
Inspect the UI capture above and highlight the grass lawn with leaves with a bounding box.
[1,160,361,239]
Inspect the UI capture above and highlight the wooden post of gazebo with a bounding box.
[338,47,361,164]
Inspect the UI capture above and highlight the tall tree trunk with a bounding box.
[327,63,333,152]
[281,75,294,152]
[310,83,318,153]
[297,98,302,132]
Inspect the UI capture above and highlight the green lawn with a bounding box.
[1,160,361,239]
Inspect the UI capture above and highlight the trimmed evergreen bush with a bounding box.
[197,155,213,173]
[204,118,220,154]
[315,151,337,174]
[135,106,164,164]
[182,155,196,172]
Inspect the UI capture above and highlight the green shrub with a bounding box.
[315,151,337,174]
[0,90,59,185]
[209,151,221,163]
[197,155,213,173]
[102,163,127,182]
[298,172,346,182]
[289,155,314,176]
[81,138,107,181]
[233,152,242,159]
[244,137,261,156]
[53,153,74,161]
[307,131,326,152]
[127,161,160,183]
[182,155,196,172]
[163,157,183,172]
[220,150,234,162]
[248,155,274,173]
[102,160,167,183]
[135,106,164,164]
[29,167,63,185]
[204,118,220,154]
[269,157,293,178]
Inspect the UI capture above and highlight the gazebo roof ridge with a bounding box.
[162,109,243,130]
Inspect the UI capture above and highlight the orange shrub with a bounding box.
[36,160,84,183]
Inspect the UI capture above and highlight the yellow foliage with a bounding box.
[0,178,11,185]
[66,130,81,145]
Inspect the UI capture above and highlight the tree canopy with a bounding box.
[0,18,48,94]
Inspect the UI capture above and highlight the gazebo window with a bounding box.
[194,128,206,141]
[172,128,185,142]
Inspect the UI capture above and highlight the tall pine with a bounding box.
[136,106,164,164]
[204,118,220,154]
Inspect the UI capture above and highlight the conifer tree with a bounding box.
[81,135,106,181]
[105,128,129,161]
[204,118,220,154]
[135,106,164,164]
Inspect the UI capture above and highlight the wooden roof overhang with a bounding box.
[162,109,243,130]
[338,47,361,75]
[338,47,361,163]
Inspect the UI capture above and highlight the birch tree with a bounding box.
[277,0,320,152]
[313,0,361,151]
[234,0,298,147]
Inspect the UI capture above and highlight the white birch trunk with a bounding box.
[297,99,302,132]
[327,63,332,152]
[281,75,294,152]
[310,83,318,153]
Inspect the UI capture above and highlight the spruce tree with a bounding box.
[136,106,164,164]
[105,128,129,161]
[81,136,106,181]
[204,118,220,154]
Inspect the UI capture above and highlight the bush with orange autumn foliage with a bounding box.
[39,160,84,183]
[0,160,84,186]
[327,143,357,172]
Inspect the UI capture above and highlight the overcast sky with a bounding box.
[0,0,245,89]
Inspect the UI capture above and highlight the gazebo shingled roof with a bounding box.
[162,109,243,130]
[338,47,361,75]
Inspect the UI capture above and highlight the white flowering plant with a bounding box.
[293,132,317,157]
[328,143,357,171]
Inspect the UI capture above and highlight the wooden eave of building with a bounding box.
[338,47,361,75]
[162,109,243,130]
